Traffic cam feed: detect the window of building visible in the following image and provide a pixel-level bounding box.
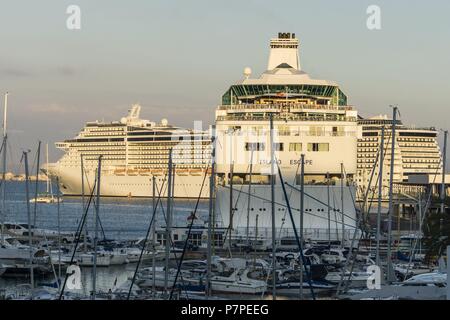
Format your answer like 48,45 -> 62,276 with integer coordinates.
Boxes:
307,143 -> 329,152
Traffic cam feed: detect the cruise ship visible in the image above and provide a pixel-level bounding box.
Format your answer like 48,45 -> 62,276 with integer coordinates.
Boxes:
46,105 -> 211,198
214,33 -> 359,244
356,115 -> 442,200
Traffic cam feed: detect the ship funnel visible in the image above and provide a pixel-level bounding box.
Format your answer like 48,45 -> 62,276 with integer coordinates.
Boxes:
267,32 -> 300,71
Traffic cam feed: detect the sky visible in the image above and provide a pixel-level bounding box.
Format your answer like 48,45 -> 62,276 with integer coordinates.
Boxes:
0,0 -> 449,172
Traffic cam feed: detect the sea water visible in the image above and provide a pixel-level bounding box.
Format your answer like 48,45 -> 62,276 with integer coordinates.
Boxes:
0,181 -> 209,297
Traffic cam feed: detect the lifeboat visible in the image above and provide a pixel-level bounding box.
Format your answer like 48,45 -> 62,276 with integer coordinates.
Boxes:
189,169 -> 203,176
114,168 -> 126,176
139,169 -> 151,176
176,169 -> 190,176
151,169 -> 164,176
127,169 -> 139,176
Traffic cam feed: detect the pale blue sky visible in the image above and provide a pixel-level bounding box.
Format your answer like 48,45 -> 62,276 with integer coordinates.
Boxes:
0,0 -> 449,171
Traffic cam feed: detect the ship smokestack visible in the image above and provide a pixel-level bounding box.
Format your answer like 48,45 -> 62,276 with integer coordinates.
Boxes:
267,32 -> 300,71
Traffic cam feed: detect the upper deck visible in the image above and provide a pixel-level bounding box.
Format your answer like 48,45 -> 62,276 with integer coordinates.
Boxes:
216,103 -> 357,123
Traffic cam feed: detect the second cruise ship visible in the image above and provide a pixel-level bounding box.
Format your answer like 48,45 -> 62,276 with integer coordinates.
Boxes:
46,105 -> 211,198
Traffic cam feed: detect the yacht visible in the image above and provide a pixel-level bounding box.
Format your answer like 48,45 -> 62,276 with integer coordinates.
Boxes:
78,249 -> 129,266
0,238 -> 51,274
210,268 -> 267,294
2,222 -> 75,243
344,271 -> 447,300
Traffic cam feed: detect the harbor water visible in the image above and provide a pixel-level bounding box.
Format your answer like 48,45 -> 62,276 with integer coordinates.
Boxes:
0,181 -> 209,296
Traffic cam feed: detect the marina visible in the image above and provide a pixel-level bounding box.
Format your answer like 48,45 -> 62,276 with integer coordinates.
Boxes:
1,30 -> 449,302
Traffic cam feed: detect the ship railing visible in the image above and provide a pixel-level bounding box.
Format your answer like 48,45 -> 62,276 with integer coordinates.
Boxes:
216,114 -> 357,122
218,103 -> 354,112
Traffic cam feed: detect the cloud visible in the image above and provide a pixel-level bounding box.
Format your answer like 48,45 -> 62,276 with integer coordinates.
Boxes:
56,66 -> 77,76
0,66 -> 78,78
0,67 -> 33,77
28,103 -> 80,114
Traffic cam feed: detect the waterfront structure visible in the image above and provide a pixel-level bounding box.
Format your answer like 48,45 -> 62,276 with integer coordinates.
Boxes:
356,115 -> 442,200
46,105 -> 211,198
214,32 -> 359,244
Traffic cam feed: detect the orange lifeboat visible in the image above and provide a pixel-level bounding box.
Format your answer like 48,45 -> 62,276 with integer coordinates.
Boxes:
127,169 -> 139,176
189,169 -> 203,176
151,169 -> 164,176
114,168 -> 126,176
176,169 -> 190,176
139,169 -> 151,176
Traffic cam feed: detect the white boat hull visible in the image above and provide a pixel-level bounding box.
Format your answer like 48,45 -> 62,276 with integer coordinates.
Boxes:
210,281 -> 267,294
79,254 -> 111,267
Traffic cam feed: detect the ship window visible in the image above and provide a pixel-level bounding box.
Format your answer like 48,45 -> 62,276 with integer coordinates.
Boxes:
289,143 -> 302,152
307,143 -> 329,152
309,126 -> 324,136
245,142 -> 265,151
273,143 -> 284,151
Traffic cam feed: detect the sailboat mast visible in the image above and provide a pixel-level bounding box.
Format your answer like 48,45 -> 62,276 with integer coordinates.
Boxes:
299,153 -> 305,300
57,177 -> 62,282
206,127 -> 216,298
441,130 -> 447,214
24,151 -> 34,292
1,92 -> 8,246
33,141 -> 41,226
376,126 -> 385,268
152,176 -> 157,296
47,143 -> 53,198
327,172 -> 331,247
81,154 -> 87,253
269,114 -> 276,300
164,149 -> 173,294
246,149 -> 254,246
341,162 -> 345,248
2,93 -> 7,138
92,155 -> 102,300
387,106 -> 398,283
229,161 -> 234,250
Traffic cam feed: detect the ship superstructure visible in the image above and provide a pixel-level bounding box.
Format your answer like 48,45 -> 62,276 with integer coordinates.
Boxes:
47,105 -> 211,198
214,33 -> 359,244
356,115 -> 442,200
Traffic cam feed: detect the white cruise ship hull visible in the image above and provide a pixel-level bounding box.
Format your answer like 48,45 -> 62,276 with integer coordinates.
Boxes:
47,165 -> 210,198
216,184 -> 358,244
